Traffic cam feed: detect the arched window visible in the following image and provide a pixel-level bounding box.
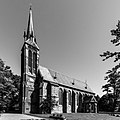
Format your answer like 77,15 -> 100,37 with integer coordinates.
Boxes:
68,90 -> 71,105
28,50 -> 32,73
33,52 -> 37,73
59,88 -> 63,105
77,92 -> 79,106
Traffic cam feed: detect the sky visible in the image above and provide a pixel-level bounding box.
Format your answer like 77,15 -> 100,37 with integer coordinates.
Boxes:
0,0 -> 120,97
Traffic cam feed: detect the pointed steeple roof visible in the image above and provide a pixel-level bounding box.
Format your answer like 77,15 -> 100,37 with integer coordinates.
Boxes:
24,5 -> 39,50
26,5 -> 34,39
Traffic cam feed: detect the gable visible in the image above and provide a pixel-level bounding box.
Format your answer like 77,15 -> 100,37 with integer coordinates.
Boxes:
38,66 -> 58,84
90,96 -> 97,103
25,39 -> 39,49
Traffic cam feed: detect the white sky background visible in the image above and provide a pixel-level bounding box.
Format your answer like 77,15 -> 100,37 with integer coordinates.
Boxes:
0,0 -> 120,96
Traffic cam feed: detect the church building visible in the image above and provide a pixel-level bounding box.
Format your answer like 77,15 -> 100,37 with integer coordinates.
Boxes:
20,6 -> 97,114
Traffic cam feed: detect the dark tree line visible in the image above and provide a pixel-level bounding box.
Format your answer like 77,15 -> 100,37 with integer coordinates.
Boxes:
0,58 -> 20,113
98,94 -> 114,112
100,20 -> 120,112
0,58 -> 56,113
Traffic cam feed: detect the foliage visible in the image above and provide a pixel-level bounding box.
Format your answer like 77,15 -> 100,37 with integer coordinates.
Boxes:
100,20 -> 120,62
98,94 -> 114,112
102,69 -> 120,96
100,21 -> 120,111
0,58 -> 20,113
102,84 -> 111,94
100,20 -> 120,70
40,97 -> 58,114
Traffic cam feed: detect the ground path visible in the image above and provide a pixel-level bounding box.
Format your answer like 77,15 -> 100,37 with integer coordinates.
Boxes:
1,113 -> 120,120
0,113 -> 46,120
31,113 -> 120,120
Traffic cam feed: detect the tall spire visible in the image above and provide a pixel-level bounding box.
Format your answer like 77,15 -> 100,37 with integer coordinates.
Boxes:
26,5 -> 34,39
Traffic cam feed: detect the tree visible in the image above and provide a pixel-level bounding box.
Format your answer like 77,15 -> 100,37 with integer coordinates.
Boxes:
100,20 -> 120,62
40,97 -> 58,114
0,58 -> 20,113
100,20 -> 120,111
98,94 -> 114,112
102,83 -> 111,94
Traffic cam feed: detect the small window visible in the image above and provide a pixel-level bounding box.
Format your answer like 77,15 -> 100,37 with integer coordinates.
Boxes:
26,108 -> 29,110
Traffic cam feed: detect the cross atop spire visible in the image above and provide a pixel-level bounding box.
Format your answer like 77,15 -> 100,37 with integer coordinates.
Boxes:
30,3 -> 32,10
26,5 -> 34,39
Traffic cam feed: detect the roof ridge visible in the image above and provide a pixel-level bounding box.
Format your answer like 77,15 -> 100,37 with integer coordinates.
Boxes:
39,65 -> 86,84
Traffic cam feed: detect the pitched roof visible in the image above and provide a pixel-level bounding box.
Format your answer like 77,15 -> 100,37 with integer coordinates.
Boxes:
39,66 -> 94,94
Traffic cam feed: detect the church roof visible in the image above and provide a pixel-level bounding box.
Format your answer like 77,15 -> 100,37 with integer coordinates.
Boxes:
39,66 -> 94,94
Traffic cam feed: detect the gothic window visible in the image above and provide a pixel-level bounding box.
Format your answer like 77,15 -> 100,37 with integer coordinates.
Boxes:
39,86 -> 43,103
59,88 -> 63,105
91,103 -> 95,112
28,50 -> 32,73
33,52 -> 37,73
78,93 -> 82,109
77,92 -> 79,106
68,90 -> 71,105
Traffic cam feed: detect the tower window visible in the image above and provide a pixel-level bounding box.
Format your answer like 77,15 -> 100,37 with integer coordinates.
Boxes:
33,52 -> 37,73
28,50 -> 32,73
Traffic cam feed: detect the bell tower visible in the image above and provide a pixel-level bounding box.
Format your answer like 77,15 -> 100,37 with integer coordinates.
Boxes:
20,6 -> 39,113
